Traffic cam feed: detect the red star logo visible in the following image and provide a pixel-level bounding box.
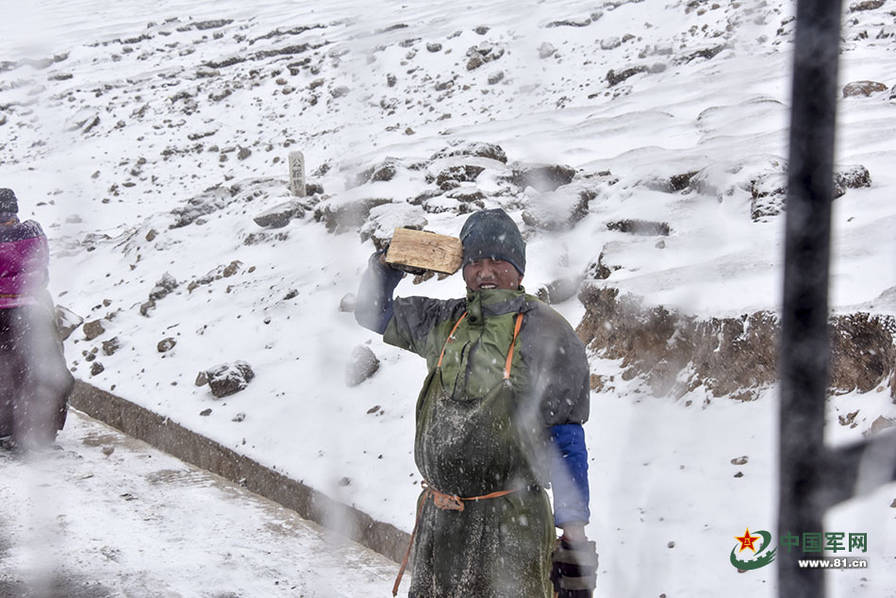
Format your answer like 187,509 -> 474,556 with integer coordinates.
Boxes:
735,528 -> 760,553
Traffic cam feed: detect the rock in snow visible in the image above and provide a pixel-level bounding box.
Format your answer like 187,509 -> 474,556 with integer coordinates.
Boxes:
842,80 -> 888,97
55,305 -> 84,341
82,319 -> 106,341
149,272 -> 179,301
346,345 -> 380,387
253,199 -> 304,229
205,361 -> 255,398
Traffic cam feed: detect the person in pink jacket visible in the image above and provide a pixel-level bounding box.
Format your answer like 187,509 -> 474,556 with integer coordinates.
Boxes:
0,188 -> 72,450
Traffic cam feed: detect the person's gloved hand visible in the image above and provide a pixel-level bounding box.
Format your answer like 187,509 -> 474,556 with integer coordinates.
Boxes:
389,262 -> 428,275
550,535 -> 598,598
376,242 -> 427,275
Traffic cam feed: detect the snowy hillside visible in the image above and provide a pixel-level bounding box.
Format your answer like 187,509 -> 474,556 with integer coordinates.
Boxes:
2,0 -> 896,596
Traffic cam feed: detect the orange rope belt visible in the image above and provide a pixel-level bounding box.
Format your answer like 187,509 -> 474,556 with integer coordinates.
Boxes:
392,482 -> 519,596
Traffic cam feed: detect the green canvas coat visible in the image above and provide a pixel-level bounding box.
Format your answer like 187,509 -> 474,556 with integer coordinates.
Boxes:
384,287 -> 590,598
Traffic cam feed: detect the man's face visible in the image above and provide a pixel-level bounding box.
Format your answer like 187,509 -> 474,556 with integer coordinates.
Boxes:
463,258 -> 522,291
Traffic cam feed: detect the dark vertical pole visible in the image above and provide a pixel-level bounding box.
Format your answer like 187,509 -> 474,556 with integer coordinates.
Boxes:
778,0 -> 842,596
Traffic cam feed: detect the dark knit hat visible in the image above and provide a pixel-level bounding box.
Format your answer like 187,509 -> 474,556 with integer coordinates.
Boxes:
0,188 -> 18,213
459,208 -> 526,275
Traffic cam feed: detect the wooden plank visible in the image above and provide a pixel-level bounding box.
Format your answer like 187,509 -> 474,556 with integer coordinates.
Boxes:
385,228 -> 463,274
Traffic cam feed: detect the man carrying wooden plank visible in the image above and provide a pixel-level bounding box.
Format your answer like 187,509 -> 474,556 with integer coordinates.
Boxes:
354,208 -> 597,598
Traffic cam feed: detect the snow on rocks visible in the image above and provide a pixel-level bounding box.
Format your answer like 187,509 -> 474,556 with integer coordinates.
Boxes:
243,229 -> 291,246
750,163 -> 872,221
431,141 -> 507,164
315,195 -> 393,233
842,80 -> 889,97
339,293 -> 357,312
64,108 -> 102,134
186,261 -> 243,293
465,41 -> 504,71
606,219 -> 671,236
433,165 -> 485,190
305,182 -> 324,196
521,185 -> 593,231
149,272 -> 179,301
369,160 -> 399,183
205,361 -> 255,398
253,199 -> 305,229
141,272 -> 179,316
82,319 -> 106,341
640,170 -> 700,194
849,0 -> 886,11
346,158 -> 403,189
868,415 -> 896,435
696,97 -> 787,138
546,16 -> 595,28
577,286 -> 896,401
834,164 -> 872,195
685,154 -> 783,205
82,346 -> 99,365
346,345 -> 380,387
359,204 -> 428,249
102,337 -> 121,356
535,275 -> 583,305
509,163 -> 577,193
606,65 -> 649,87
55,305 -> 84,341
584,249 -> 622,281
170,178 -> 284,229
195,371 -> 208,387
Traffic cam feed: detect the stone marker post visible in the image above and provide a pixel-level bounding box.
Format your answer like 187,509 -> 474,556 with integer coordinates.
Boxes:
288,151 -> 306,197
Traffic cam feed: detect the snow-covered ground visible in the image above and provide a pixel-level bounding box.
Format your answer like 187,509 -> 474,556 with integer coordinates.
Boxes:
1,0 -> 895,596
0,409 -> 398,597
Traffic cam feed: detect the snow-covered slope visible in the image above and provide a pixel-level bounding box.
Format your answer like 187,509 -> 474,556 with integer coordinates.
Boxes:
2,1 -> 895,596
